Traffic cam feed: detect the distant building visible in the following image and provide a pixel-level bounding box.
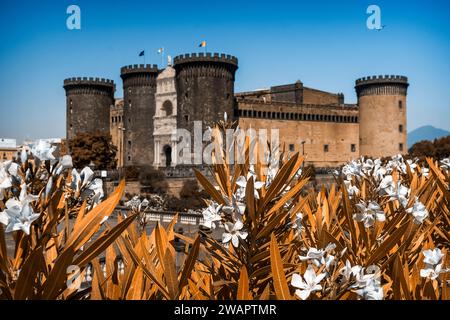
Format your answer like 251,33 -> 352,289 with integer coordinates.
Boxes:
0,138 -> 18,161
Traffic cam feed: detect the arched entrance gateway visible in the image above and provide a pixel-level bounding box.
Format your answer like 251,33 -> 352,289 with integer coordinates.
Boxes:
163,145 -> 172,167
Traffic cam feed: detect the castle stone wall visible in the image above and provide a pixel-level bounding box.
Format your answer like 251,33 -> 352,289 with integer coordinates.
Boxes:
120,64 -> 159,166
237,100 -> 360,167
174,53 -> 238,131
64,77 -> 115,140
110,99 -> 124,167
302,87 -> 342,105
356,75 -> 408,158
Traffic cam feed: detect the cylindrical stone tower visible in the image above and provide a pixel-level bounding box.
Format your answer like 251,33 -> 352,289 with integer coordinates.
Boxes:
63,77 -> 115,140
120,64 -> 159,167
355,75 -> 408,158
173,52 -> 238,131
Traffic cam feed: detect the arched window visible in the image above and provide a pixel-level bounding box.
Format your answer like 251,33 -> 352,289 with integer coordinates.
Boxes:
162,100 -> 173,116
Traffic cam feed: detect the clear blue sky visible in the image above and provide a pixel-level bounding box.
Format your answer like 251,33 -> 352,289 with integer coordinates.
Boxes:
0,0 -> 449,143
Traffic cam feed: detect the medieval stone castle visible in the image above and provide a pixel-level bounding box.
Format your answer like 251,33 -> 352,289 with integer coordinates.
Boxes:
64,52 -> 408,169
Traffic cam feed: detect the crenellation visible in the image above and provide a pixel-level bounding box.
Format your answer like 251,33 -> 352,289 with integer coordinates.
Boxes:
355,75 -> 408,87
64,77 -> 115,89
173,52 -> 238,66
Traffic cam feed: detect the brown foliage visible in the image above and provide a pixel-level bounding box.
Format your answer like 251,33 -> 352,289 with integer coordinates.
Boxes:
409,135 -> 450,158
69,131 -> 117,170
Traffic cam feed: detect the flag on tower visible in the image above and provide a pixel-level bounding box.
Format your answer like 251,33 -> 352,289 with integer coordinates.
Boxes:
198,41 -> 206,48
139,50 -> 145,57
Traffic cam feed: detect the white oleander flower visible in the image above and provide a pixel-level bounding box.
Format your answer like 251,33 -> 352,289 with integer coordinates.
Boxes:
236,174 -> 264,200
31,140 -> 56,161
386,154 -> 406,174
291,265 -> 326,300
202,202 -> 222,229
222,219 -> 248,248
342,160 -> 362,180
354,281 -> 384,300
299,243 -> 336,268
71,166 -> 96,194
353,201 -> 385,228
440,158 -> 450,171
88,178 -> 104,205
344,180 -> 359,198
351,266 -> 383,300
378,175 -> 394,193
71,168 -> 81,192
420,248 -> 447,280
264,148 -> 280,186
406,159 -> 418,173
339,260 -> 362,282
80,166 -> 94,188
385,181 -> 410,207
406,197 -> 429,224
361,158 -> 374,174
292,212 -> 303,233
0,161 -> 13,199
20,149 -> 28,164
0,184 -> 40,235
8,162 -> 19,178
55,155 -> 73,175
223,195 -> 246,216
423,248 -> 444,265
372,163 -> 387,181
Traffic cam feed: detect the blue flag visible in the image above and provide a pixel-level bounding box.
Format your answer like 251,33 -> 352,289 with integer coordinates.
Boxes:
139,50 -> 145,57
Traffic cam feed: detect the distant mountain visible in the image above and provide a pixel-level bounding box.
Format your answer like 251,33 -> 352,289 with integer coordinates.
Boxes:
408,125 -> 450,147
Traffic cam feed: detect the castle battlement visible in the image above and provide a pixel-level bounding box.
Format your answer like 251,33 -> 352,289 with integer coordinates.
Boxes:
355,74 -> 408,97
120,64 -> 159,75
355,75 -> 408,85
63,77 -> 115,88
173,52 -> 238,66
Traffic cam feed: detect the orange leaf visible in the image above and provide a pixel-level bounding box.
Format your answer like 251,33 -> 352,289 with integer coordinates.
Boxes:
237,265 -> 251,300
269,234 -> 292,300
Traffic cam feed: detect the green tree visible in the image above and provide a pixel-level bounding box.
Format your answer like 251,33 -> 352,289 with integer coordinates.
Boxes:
69,131 -> 117,170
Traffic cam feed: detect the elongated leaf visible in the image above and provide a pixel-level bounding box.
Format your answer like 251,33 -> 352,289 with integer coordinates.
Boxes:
67,180 -> 125,252
73,213 -> 137,266
14,245 -> 45,299
237,265 -> 251,300
179,235 -> 201,291
194,169 -> 225,205
367,221 -> 409,266
163,248 -> 178,299
269,234 -> 291,300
